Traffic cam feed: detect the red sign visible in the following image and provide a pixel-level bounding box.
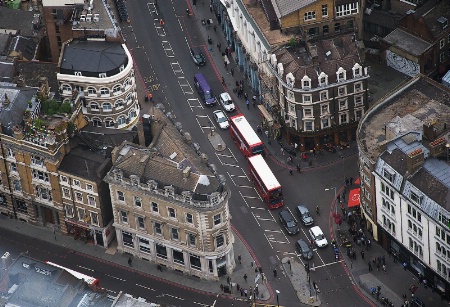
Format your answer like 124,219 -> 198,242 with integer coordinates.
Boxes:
348,188 -> 360,207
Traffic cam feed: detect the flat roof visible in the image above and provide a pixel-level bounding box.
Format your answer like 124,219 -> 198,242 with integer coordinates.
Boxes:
248,154 -> 281,190
230,114 -> 262,147
382,28 -> 432,57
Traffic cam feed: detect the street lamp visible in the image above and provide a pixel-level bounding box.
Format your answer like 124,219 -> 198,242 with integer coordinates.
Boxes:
325,187 -> 337,213
446,143 -> 450,161
339,154 -> 346,180
208,121 -> 213,136
275,289 -> 280,307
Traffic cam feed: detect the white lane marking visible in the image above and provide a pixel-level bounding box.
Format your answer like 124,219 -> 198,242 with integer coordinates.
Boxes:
263,233 -> 274,249
156,294 -> 185,300
77,265 -> 95,272
105,274 -> 126,282
264,229 -> 282,233
136,284 -> 156,291
312,260 -> 344,269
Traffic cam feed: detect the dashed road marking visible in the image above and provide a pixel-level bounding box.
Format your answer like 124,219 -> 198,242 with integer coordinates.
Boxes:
136,284 -> 156,291
104,274 -> 126,282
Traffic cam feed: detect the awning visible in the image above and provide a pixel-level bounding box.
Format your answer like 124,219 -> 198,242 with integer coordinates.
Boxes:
348,188 -> 360,207
65,218 -> 91,230
354,177 -> 360,185
257,105 -> 274,126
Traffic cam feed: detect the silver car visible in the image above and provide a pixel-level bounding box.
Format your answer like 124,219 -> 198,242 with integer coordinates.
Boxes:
213,110 -> 229,129
218,92 -> 235,112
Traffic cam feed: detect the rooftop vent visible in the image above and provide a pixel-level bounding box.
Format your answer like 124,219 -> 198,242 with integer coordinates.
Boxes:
437,17 -> 448,29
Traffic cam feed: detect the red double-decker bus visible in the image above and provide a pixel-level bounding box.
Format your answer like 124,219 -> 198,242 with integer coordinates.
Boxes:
248,154 -> 283,209
229,114 -> 264,157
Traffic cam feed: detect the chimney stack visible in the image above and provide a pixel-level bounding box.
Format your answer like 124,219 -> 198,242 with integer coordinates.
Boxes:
407,148 -> 424,174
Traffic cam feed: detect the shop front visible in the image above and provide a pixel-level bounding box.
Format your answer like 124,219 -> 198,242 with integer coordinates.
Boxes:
66,219 -> 95,244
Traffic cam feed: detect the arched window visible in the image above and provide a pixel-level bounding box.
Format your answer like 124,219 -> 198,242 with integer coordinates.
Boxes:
105,118 -> 114,128
336,67 -> 346,82
90,102 -> 99,110
87,87 -> 97,96
126,93 -> 133,104
100,87 -> 110,96
318,72 -> 328,86
61,84 -> 72,93
92,118 -> 102,127
112,84 -> 122,95
117,116 -> 127,126
123,78 -> 132,89
102,103 -> 112,111
352,63 -> 362,78
129,109 -> 137,119
115,99 -> 125,108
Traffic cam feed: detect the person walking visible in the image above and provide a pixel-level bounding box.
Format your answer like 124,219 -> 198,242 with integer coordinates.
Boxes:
157,264 -> 162,272
221,76 -> 225,85
244,92 -> 248,100
296,164 -> 301,173
213,25 -> 217,32
128,257 -> 132,267
289,169 -> 293,175
383,264 -> 387,273
217,42 -> 221,51
243,273 -> 247,282
280,147 -> 285,156
230,68 -> 234,76
224,60 -> 228,69
246,100 -> 250,109
361,250 -> 365,260
368,261 -> 372,271
273,268 -> 277,277
238,254 -> 242,264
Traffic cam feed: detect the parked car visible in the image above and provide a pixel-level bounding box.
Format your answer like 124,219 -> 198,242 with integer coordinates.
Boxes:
295,205 -> 314,226
296,239 -> 313,259
218,92 -> 235,112
309,226 -> 328,247
279,209 -> 299,235
213,110 -> 229,129
190,48 -> 206,66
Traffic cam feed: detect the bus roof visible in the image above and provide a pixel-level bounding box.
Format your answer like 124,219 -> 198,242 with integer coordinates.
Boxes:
230,114 -> 262,147
45,261 -> 98,285
248,154 -> 281,190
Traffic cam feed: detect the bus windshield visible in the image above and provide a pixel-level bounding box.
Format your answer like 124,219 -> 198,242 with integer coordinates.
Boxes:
205,91 -> 212,99
252,144 -> 265,155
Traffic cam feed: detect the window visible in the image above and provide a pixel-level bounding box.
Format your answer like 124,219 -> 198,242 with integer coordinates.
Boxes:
186,213 -> 193,224
99,73 -> 107,78
78,208 -> 86,221
86,184 -> 93,191
188,233 -> 196,246
34,186 -> 53,202
152,202 -> 159,212
65,204 -> 74,217
112,84 -> 122,95
129,109 -> 137,120
383,169 -> 394,183
216,234 -> 224,248
335,23 -> 341,32
90,212 -> 99,226
62,187 -> 71,199
10,163 -> 17,172
289,103 -> 296,114
190,254 -> 201,270
117,116 -> 127,126
13,179 -> 21,191
355,95 -> 363,106
117,191 -> 125,201
214,214 -> 221,225
171,228 -> 179,240
321,118 -> 330,129
62,84 -> 72,93
339,99 -> 348,111
322,4 -> 328,17
410,191 -> 422,206
7,148 -> 14,158
302,94 -> 312,103
105,119 -> 114,128
87,87 -> 97,96
75,192 -> 83,202
102,103 -> 112,111
323,25 -> 329,34
304,121 -> 313,131
336,3 -> 358,17
115,100 -> 124,108
339,112 -> 348,124
338,86 -> 347,96
87,195 -> 96,207
354,82 -> 362,92
32,170 -> 49,182
134,196 -> 142,207
441,39 -> 445,49
308,27 -> 319,37
303,108 -> 313,118
173,250 -> 184,265
302,80 -> 311,89
320,90 -> 328,101
137,216 -> 145,229
100,88 -> 109,96
154,222 -> 162,235
304,11 -> 316,21
16,200 -> 27,213
122,231 -> 134,248
168,207 -> 176,218
73,179 -> 80,187
321,103 -> 329,115
440,52 -> 445,63
31,155 -> 44,167
139,238 -> 151,253
92,118 -> 102,127
355,109 -> 363,121
120,211 -> 128,223
0,194 -> 6,206
156,243 -> 167,259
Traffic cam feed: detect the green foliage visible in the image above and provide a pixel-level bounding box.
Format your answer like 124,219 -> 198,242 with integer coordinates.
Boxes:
288,38 -> 298,47
41,99 -> 72,115
67,122 -> 76,135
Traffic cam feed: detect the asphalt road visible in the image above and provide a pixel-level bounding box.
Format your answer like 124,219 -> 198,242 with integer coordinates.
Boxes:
122,0 -> 373,306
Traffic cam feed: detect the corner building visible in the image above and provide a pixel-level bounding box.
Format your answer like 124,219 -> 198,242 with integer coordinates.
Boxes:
57,39 -> 140,130
105,111 -> 235,280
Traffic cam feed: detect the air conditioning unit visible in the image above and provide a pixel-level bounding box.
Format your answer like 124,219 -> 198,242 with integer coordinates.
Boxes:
86,14 -> 92,22
93,16 -> 99,22
80,17 -> 85,21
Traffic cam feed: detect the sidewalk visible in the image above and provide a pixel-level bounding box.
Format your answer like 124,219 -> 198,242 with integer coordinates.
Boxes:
330,186 -> 447,307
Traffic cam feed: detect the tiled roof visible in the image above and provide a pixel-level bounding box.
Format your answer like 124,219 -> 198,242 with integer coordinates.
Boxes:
0,60 -> 14,83
0,7 -> 35,37
380,148 -> 409,175
382,28 -> 432,57
272,0 -> 316,18
15,61 -> 58,96
7,36 -> 37,61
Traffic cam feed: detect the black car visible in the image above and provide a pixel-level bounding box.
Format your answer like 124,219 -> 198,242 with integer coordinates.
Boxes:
279,210 -> 299,235
296,239 -> 313,260
190,48 -> 206,66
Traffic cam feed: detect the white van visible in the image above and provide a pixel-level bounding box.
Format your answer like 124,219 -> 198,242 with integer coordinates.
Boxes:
218,92 -> 235,112
309,226 -> 328,248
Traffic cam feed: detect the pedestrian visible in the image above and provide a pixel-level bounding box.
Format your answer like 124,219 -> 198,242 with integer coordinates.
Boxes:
382,264 -> 386,273
246,100 -> 250,109
238,254 -> 242,264
376,262 -> 380,271
337,194 -> 341,203
209,4 -> 213,12
244,92 -> 248,100
160,19 -> 164,26
297,164 -> 301,173
361,250 -> 365,259
403,262 -> 407,270
128,257 -> 132,267
261,272 -> 266,283
217,42 -> 221,51
259,267 -> 263,273
345,178 -> 349,186
368,261 -> 372,271
342,192 -> 346,201
224,60 -> 228,69
227,276 -> 231,284
382,255 -> 385,265
289,169 -> 293,175
367,239 -> 371,249
273,268 -> 277,277
221,76 -> 225,84
231,68 -> 234,76
236,81 -> 239,87
213,25 -> 217,32
252,95 -> 257,107
220,284 -> 224,292
157,264 -> 162,272
244,289 -> 248,297
240,288 -> 244,296
243,273 -> 247,282
349,176 -> 353,185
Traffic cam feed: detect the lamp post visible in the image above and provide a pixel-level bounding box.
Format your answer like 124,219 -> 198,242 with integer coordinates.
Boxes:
446,144 -> 450,161
325,187 -> 337,213
208,120 -> 213,136
276,289 -> 280,307
340,154 -> 346,180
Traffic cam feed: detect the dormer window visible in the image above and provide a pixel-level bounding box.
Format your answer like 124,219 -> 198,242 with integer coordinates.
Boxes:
336,67 -> 346,82
318,72 -> 328,86
383,169 -> 395,183
119,64 -> 125,71
287,90 -> 295,101
74,71 -> 82,76
286,72 -> 295,88
99,73 -> 107,78
301,75 -> 311,90
352,63 -> 362,78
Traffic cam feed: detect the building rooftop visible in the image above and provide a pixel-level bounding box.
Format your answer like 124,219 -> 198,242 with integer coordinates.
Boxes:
59,40 -> 128,77
0,7 -> 37,37
412,0 -> 450,39
271,33 -> 364,87
0,60 -> 14,83
6,36 -> 38,61
271,0 -> 315,18
0,255 -> 110,307
358,75 -> 450,162
15,61 -> 59,98
382,28 -> 432,57
109,108 -> 222,197
70,0 -> 115,31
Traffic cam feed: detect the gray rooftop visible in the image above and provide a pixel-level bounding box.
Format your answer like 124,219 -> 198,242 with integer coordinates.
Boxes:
382,28 -> 432,57
271,0 -> 316,18
7,36 -> 37,61
15,61 -> 58,96
0,60 -> 14,83
60,40 -> 128,77
0,7 -> 36,37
